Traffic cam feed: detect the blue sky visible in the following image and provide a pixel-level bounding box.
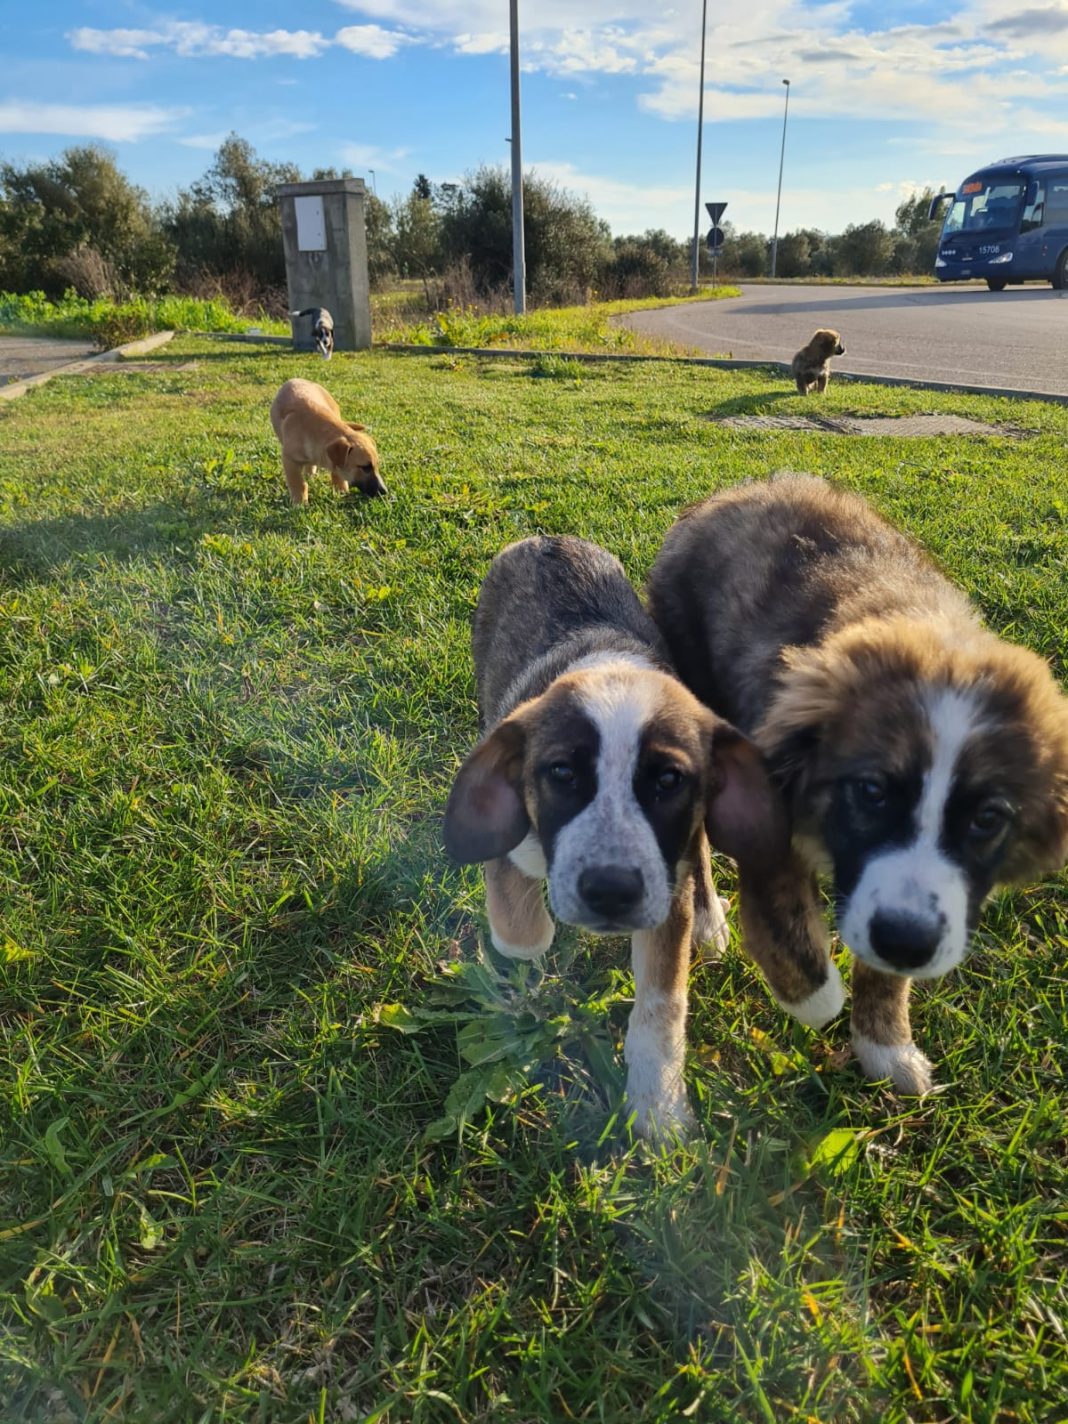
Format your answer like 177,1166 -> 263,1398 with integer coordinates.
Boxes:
3,1 -> 1068,238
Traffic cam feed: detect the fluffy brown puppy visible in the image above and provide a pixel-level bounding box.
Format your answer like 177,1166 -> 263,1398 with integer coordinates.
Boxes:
647,475 -> 1068,1095
270,378 -> 385,505
790,328 -> 845,395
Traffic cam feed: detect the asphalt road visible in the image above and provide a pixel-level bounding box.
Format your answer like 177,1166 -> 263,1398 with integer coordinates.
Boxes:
620,283 -> 1068,396
0,334 -> 97,386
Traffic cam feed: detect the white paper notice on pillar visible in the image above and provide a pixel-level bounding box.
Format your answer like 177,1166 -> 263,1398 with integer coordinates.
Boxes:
295,196 -> 326,252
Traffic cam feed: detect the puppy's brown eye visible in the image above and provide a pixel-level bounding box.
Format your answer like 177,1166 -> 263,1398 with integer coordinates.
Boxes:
548,762 -> 576,787
654,767 -> 684,794
855,776 -> 887,808
969,800 -> 1011,840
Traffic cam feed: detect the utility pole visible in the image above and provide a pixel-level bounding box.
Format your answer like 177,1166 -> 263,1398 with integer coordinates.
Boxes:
509,0 -> 527,315
770,78 -> 790,278
690,0 -> 709,293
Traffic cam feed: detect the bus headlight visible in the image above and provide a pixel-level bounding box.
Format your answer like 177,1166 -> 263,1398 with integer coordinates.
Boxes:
988,252 -> 1013,264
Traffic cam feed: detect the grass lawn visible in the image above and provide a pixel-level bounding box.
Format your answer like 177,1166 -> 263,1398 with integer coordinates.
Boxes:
0,339 -> 1066,1423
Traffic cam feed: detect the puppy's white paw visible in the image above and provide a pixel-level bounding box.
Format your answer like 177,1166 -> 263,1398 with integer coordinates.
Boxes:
852,1032 -> 935,1096
624,1018 -> 694,1139
777,959 -> 845,1029
490,925 -> 554,960
692,895 -> 731,960
625,1081 -> 696,1140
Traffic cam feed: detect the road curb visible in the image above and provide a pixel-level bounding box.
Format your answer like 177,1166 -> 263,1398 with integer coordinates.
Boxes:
0,330 -> 176,403
378,343 -> 1068,405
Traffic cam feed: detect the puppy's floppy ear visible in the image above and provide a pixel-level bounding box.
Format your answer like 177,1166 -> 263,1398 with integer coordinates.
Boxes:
444,716 -> 530,864
704,717 -> 790,879
346,422 -> 368,433
325,436 -> 353,470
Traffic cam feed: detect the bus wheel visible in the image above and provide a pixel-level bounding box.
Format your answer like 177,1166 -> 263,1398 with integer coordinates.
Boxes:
986,278 -> 1007,291
1053,250 -> 1068,289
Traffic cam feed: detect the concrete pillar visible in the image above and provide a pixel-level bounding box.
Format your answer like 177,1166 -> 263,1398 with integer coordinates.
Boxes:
276,178 -> 372,352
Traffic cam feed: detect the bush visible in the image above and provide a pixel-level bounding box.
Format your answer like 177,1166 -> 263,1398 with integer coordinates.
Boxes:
0,146 -> 174,297
0,289 -> 279,347
161,135 -> 298,302
439,166 -> 612,304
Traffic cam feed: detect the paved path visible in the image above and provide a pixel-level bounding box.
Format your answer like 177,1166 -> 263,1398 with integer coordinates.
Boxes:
0,334 -> 98,386
620,283 -> 1068,396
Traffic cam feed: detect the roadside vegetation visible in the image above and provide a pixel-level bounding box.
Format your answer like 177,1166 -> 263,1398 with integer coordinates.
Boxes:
0,339 -> 1065,1421
0,138 -> 945,337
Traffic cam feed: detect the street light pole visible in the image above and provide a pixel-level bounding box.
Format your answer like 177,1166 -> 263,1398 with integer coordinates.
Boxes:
368,169 -> 377,196
690,0 -> 709,293
509,0 -> 527,315
769,77 -> 790,278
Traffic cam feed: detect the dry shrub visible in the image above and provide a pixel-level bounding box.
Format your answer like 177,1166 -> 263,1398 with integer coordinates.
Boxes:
177,266 -> 289,320
51,245 -> 124,301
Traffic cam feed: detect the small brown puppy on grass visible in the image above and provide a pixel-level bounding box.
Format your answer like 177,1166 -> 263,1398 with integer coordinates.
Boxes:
270,378 -> 385,505
790,328 -> 845,395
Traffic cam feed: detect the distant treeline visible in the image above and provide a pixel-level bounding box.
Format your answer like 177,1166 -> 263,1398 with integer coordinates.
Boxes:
0,135 -> 943,314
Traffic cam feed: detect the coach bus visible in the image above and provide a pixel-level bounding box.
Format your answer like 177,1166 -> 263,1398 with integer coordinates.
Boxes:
928,154 -> 1068,290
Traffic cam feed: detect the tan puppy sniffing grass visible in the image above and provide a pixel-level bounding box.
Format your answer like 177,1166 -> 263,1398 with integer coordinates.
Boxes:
270,378 -> 385,505
790,328 -> 846,395
444,535 -> 785,1138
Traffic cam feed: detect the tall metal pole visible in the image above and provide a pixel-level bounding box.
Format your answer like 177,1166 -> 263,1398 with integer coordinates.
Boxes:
769,78 -> 790,278
509,0 -> 527,315
690,0 -> 709,293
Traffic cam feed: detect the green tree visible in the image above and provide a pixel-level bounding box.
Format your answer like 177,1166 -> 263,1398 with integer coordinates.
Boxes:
835,219 -> 895,276
894,187 -> 942,274
719,228 -> 768,278
389,181 -> 443,278
0,145 -> 173,296
161,134 -> 299,292
438,166 -> 611,301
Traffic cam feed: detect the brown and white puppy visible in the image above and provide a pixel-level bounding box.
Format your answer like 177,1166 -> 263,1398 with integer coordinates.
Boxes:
444,535 -> 783,1136
269,378 -> 385,505
790,328 -> 845,395
648,476 -> 1068,1094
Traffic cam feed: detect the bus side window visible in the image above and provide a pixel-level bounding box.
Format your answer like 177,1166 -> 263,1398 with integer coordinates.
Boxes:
1021,184 -> 1046,232
1046,175 -> 1068,223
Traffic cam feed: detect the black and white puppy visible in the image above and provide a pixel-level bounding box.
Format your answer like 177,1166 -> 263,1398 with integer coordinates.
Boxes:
444,535 -> 783,1136
291,306 -> 334,359
648,475 -> 1068,1094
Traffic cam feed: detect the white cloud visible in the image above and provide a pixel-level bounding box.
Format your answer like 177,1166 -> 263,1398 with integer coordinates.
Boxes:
335,24 -> 416,58
178,131 -> 230,150
70,22 -> 331,62
69,19 -> 417,64
332,0 -> 1068,137
339,143 -> 411,172
0,99 -> 182,142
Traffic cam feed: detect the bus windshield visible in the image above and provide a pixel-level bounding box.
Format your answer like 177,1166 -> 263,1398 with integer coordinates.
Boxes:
943,178 -> 1024,234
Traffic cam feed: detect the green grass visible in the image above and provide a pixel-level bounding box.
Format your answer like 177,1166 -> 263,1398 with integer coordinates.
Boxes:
0,338 -> 1066,1422
377,287 -> 740,353
0,290 -> 288,348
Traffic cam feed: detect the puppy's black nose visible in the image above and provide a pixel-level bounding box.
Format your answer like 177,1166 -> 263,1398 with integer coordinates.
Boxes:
869,910 -> 941,970
362,473 -> 387,497
836,344 -> 846,355
578,865 -> 644,917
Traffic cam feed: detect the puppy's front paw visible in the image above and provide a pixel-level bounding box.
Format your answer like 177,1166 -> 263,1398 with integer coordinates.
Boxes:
490,924 -> 554,960
852,1033 -> 935,1096
692,895 -> 730,960
778,958 -> 845,1029
625,1081 -> 696,1140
